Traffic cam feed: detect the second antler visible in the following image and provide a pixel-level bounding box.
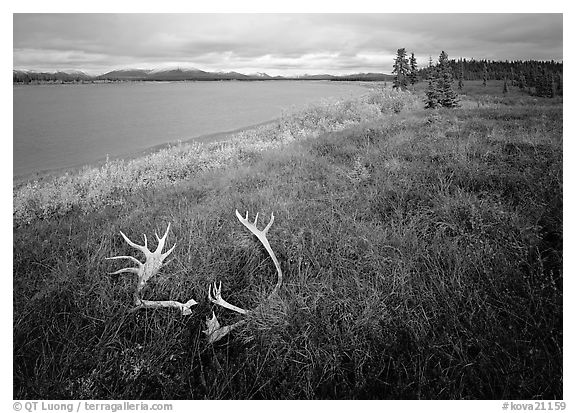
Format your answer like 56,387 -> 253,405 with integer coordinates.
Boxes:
204,210 -> 283,343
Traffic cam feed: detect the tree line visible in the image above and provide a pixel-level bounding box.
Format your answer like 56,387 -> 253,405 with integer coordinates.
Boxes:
13,71 -> 92,84
392,48 -> 563,105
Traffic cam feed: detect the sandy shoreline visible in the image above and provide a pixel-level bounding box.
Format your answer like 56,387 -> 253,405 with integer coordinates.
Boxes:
12,118 -> 279,186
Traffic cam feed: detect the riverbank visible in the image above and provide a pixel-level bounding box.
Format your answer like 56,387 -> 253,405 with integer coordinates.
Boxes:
14,87 -> 415,224
14,80 -> 373,179
14,83 -> 382,184
13,118 -> 279,186
13,86 -> 562,399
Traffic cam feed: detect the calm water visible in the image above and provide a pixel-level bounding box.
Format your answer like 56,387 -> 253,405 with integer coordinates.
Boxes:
13,81 -> 365,177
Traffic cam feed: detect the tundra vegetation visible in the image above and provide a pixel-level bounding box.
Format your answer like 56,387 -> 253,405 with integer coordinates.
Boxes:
13,81 -> 562,399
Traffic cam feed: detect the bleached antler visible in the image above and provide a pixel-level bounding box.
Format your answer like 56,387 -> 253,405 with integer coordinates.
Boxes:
204,211 -> 283,343
107,223 -> 197,315
235,210 -> 283,296
203,312 -> 247,343
208,281 -> 248,314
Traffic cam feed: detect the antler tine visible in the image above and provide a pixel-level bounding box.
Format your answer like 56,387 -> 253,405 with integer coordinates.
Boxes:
161,243 -> 176,260
105,255 -> 143,266
154,223 -> 172,254
263,212 -> 274,235
108,267 -> 140,275
119,231 -> 151,256
235,210 -> 275,234
209,281 -> 248,314
142,234 -> 148,249
208,281 -> 215,302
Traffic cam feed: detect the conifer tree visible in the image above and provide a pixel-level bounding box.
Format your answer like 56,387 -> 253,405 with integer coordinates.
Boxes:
503,77 -> 509,94
556,74 -> 562,95
408,52 -> 418,88
436,51 -> 459,107
518,72 -> 526,90
458,59 -> 464,90
482,63 -> 488,87
535,68 -> 550,97
392,48 -> 410,90
424,56 -> 439,109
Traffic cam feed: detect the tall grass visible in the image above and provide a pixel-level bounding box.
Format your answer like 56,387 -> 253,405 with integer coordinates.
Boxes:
13,86 -> 561,399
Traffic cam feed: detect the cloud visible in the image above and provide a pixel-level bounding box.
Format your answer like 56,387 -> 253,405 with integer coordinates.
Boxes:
13,13 -> 563,75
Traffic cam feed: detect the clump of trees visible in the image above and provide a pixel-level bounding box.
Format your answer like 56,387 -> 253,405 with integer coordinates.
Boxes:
393,48 -> 459,108
392,48 -> 420,91
424,51 -> 459,109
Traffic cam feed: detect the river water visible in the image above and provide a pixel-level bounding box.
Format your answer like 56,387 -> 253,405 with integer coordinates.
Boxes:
13,80 -> 366,177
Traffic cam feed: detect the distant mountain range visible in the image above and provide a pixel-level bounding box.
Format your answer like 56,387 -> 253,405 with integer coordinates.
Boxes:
13,67 -> 394,83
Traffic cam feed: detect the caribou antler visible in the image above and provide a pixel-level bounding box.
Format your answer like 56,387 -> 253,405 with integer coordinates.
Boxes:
204,210 -> 282,343
106,223 -> 197,315
208,281 -> 248,314
203,312 -> 247,344
235,210 -> 283,296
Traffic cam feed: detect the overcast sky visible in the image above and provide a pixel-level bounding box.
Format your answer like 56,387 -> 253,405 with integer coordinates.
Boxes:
13,14 -> 563,75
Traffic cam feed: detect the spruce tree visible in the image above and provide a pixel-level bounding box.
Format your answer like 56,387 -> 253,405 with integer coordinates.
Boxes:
556,74 -> 562,95
392,48 -> 410,91
503,77 -> 509,94
518,72 -> 526,90
535,68 -> 549,97
436,51 -> 459,108
408,52 -> 418,88
424,56 -> 439,109
482,63 -> 488,87
458,59 -> 464,90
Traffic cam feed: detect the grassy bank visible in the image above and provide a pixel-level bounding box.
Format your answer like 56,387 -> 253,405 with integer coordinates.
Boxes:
13,84 -> 562,399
